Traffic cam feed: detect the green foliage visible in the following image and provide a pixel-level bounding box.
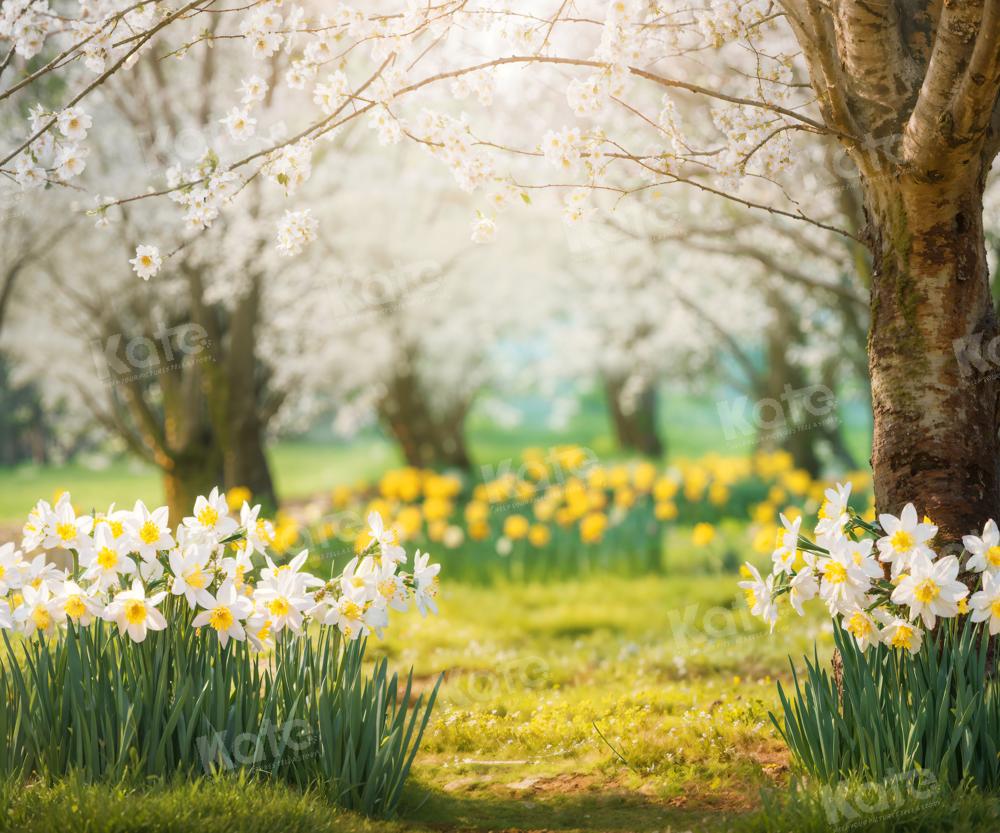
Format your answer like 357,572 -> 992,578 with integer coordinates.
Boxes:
0,614 -> 439,818
774,618 -> 1000,788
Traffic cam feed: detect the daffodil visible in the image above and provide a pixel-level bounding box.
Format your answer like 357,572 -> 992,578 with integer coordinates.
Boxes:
43,495 -> 93,551
771,513 -> 801,575
0,543 -> 26,593
253,572 -> 311,634
183,488 -> 238,543
841,607 -> 880,651
891,553 -> 967,628
877,503 -> 937,577
817,548 -> 871,615
789,556 -> 819,615
963,519 -> 1000,574
413,550 -> 440,616
14,583 -> 64,636
103,579 -> 168,643
82,525 -> 136,591
57,579 -> 102,625
168,544 -> 215,609
738,562 -> 777,631
192,580 -> 253,646
969,571 -> 1000,635
879,616 -> 924,654
126,500 -> 175,561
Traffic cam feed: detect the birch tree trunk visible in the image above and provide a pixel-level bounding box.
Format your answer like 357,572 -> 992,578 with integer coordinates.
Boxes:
785,1 -> 1000,541
603,374 -> 665,458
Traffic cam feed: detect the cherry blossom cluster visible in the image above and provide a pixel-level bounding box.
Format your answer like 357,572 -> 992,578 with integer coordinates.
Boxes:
2,0 -> 820,267
1,489 -> 440,648
740,483 -> 1000,655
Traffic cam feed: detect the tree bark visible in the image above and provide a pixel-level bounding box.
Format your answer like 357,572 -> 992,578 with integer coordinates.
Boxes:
603,374 -> 665,458
221,276 -> 278,511
866,172 -> 1000,543
378,366 -> 472,471
163,445 -> 223,522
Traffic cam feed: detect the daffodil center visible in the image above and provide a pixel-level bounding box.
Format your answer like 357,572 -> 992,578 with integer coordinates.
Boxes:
56,522 -> 76,543
97,547 -> 118,570
847,612 -> 872,638
209,605 -> 234,631
889,625 -> 914,650
125,600 -> 147,625
32,606 -> 51,630
891,529 -> 915,553
988,546 -> 1000,567
186,569 -> 208,589
139,520 -> 160,545
267,598 -> 290,617
65,595 -> 86,619
914,579 -> 940,604
197,506 -> 219,528
341,599 -> 363,620
825,562 -> 848,584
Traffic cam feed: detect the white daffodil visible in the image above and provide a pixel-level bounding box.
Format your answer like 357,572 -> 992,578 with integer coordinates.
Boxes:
82,524 -> 137,591
738,562 -> 778,632
262,550 -> 322,594
58,579 -> 103,626
412,550 -> 441,617
0,542 -> 26,593
184,488 -> 238,542
0,600 -> 12,630
789,556 -> 819,616
21,553 -> 65,591
92,507 -> 133,544
318,583 -> 369,639
877,503 -> 936,577
253,572 -> 312,634
373,562 -> 409,614
367,511 -> 406,564
21,499 -> 51,551
970,571 -> 1000,635
103,579 -> 168,643
771,513 -> 801,576
43,495 -> 93,550
817,548 -> 871,615
14,583 -> 64,636
831,536 -> 883,580
235,502 -> 272,556
841,607 -> 880,651
168,544 -> 215,609
815,482 -> 851,543
192,580 -> 253,646
963,519 -> 1000,574
245,611 -> 275,652
880,617 -> 924,655
891,553 -> 967,629
126,500 -> 175,561
220,549 -> 255,587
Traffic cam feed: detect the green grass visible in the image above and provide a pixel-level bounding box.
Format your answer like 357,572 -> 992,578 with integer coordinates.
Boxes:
5,557 -> 1000,831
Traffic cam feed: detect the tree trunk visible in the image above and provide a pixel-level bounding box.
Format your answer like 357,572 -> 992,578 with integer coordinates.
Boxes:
163,446 -> 224,522
379,367 -> 472,471
867,171 -> 1000,545
603,374 -> 665,458
222,276 -> 278,511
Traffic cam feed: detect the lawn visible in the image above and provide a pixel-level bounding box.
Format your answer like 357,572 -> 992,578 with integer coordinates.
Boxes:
7,565 -> 1000,832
